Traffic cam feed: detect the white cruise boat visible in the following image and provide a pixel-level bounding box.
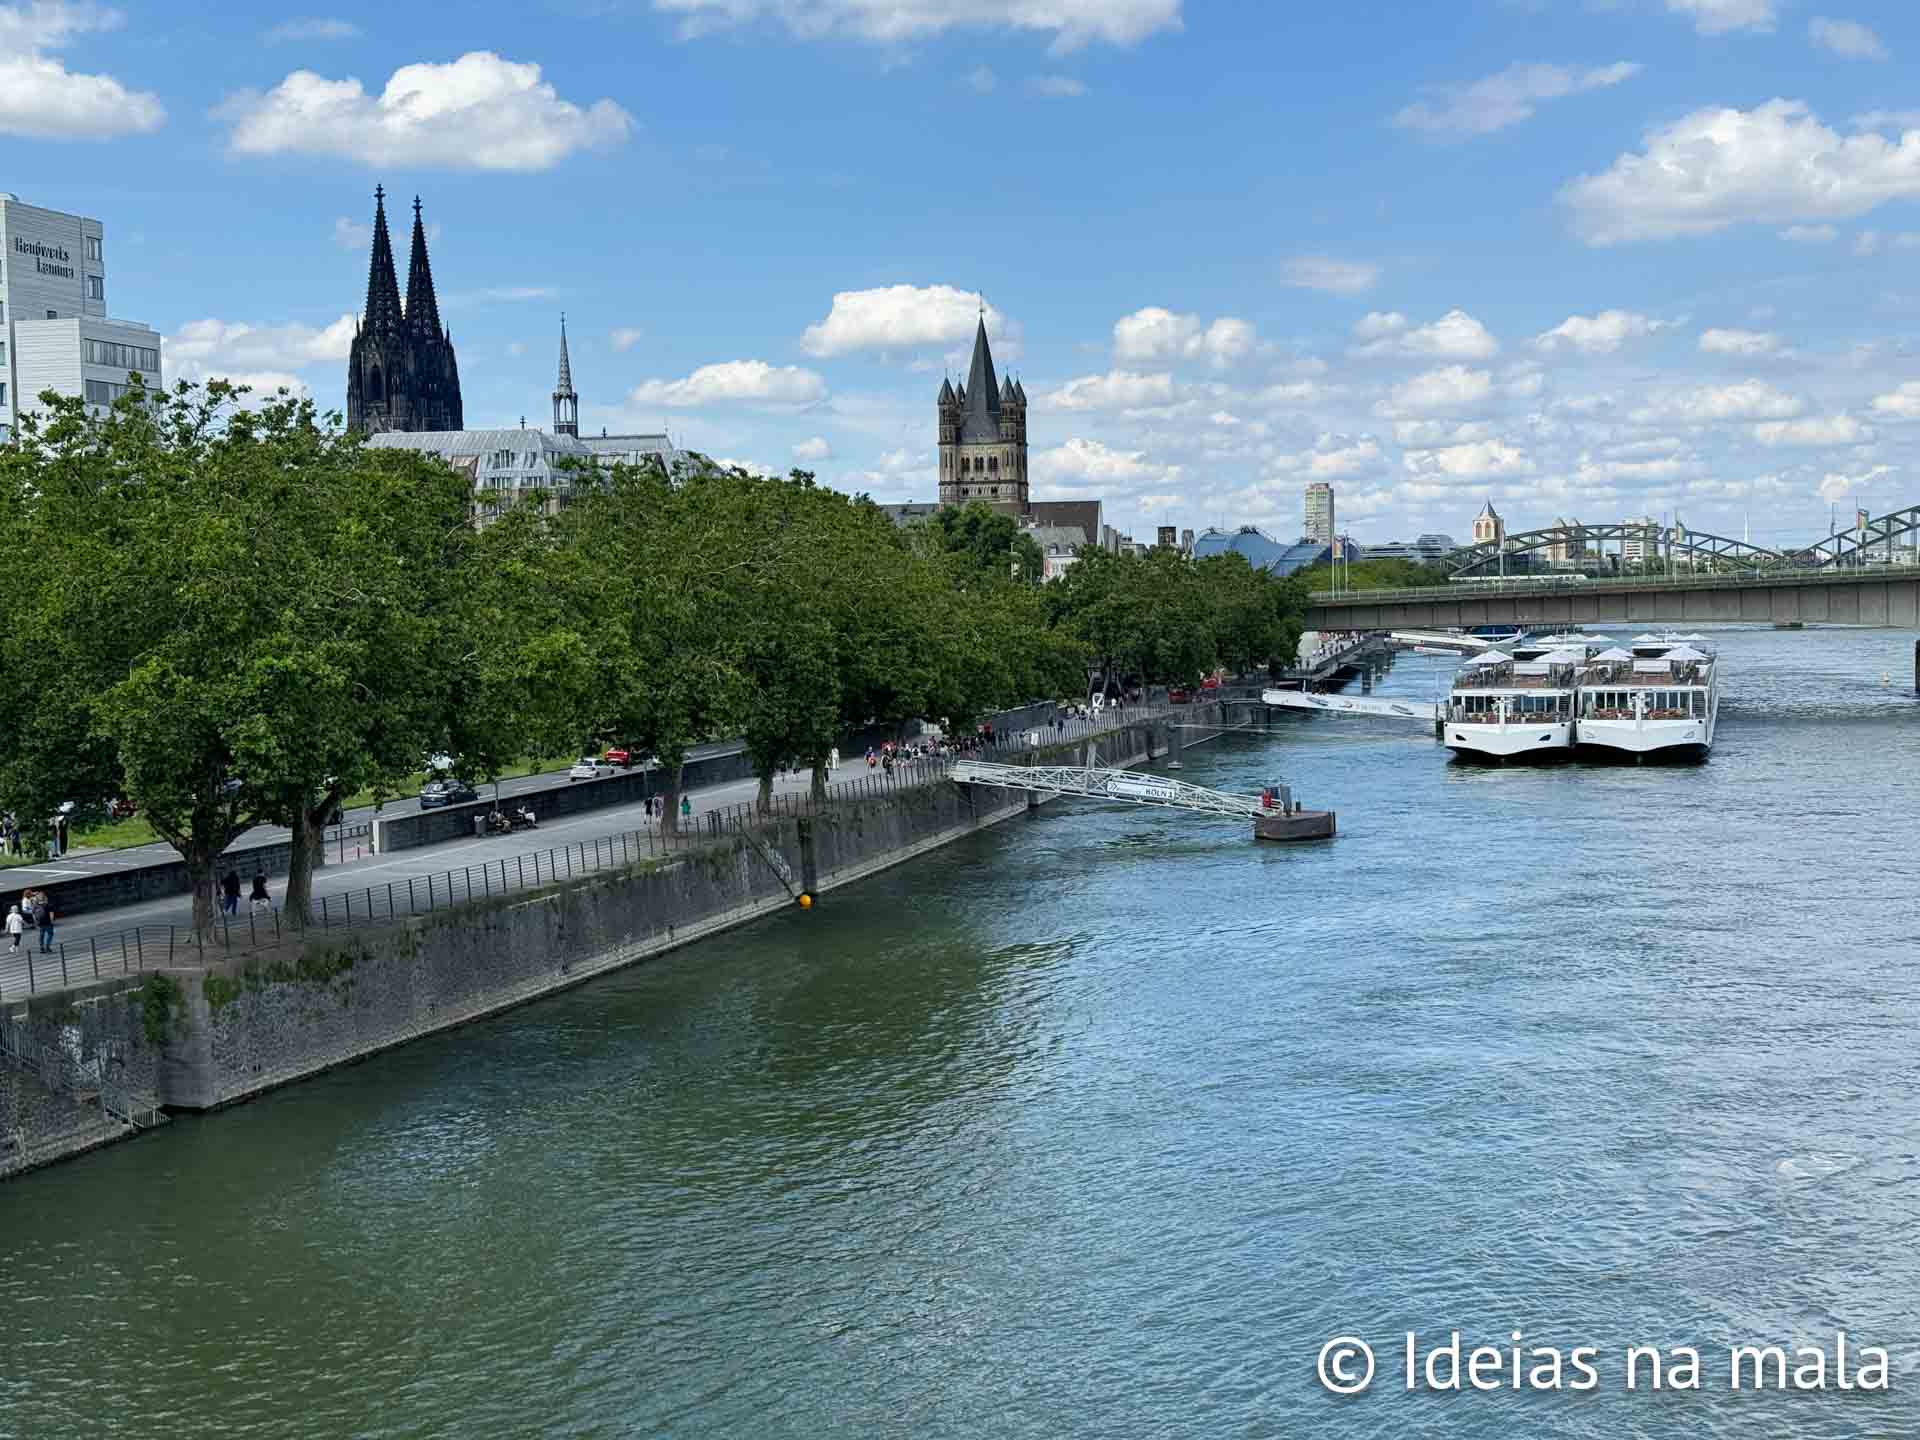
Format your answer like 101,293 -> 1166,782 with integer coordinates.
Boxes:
1441,646 -> 1582,762
1575,641 -> 1717,762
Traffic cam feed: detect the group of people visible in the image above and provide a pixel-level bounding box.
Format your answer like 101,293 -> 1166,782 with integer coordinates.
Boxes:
639,794 -> 692,823
6,890 -> 55,953
219,871 -> 273,916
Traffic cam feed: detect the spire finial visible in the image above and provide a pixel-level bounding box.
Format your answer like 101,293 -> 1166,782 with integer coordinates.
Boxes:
375,183 -> 384,205
413,195 -> 421,218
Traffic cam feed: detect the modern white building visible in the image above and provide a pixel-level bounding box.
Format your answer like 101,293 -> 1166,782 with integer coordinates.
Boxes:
0,193 -> 163,440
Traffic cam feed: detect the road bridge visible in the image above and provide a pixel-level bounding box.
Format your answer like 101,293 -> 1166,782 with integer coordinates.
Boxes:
1304,567 -> 1920,632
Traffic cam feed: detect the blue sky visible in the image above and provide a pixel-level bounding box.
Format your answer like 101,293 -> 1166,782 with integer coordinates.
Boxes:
5,0 -> 1919,551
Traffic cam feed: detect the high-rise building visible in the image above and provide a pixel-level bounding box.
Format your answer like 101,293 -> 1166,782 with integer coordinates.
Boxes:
346,188 -> 463,434
1157,525 -> 1178,549
0,192 -> 163,440
937,315 -> 1027,513
1304,481 -> 1335,545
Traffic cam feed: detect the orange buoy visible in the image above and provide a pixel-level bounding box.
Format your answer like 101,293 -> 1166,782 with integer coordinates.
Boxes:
797,893 -> 813,909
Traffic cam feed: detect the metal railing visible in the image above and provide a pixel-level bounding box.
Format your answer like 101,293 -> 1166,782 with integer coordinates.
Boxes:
0,1010 -> 152,1167
0,705 -> 1174,1002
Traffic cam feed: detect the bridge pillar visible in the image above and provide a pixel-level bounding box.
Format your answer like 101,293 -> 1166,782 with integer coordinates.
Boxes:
1914,638 -> 1919,694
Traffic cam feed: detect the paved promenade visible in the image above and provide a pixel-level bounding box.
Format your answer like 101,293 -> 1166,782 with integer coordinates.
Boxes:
1,708 -> 1167,1000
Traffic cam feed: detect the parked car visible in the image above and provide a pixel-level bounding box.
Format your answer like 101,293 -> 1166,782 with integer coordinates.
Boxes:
419,778 -> 479,809
569,757 -> 611,781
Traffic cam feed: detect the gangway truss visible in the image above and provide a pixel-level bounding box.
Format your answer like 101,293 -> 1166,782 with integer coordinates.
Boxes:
1261,690 -> 1440,723
947,759 -> 1274,819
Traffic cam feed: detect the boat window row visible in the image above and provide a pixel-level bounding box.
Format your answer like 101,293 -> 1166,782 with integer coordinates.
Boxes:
1447,693 -> 1571,723
1582,689 -> 1703,720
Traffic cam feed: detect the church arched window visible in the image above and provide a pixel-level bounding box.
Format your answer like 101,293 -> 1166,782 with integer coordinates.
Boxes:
367,366 -> 384,402
989,456 -> 998,473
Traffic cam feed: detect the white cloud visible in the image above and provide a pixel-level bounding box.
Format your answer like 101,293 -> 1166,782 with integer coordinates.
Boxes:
1780,223 -> 1838,243
1280,255 -> 1379,295
610,328 -> 644,351
0,1 -> 165,139
1027,74 -> 1086,97
507,341 -> 525,357
626,360 -> 828,408
1699,327 -> 1785,356
965,64 -> 995,93
1533,310 -> 1658,355
1403,439 -> 1533,480
792,436 -> 832,461
651,0 -> 1184,51
164,315 -> 357,379
1816,464 -> 1893,502
1854,109 -> 1920,130
332,215 -> 369,251
1854,228 -> 1884,256
1392,60 -> 1639,137
1665,0 -> 1776,35
1562,100 -> 1920,245
1111,307 -> 1255,368
264,17 -> 360,42
1353,308 -> 1499,360
1273,434 -> 1385,479
1377,366 -> 1495,417
800,284 -> 1005,357
1045,370 -> 1177,411
1032,436 -> 1182,493
1870,381 -> 1920,417
1631,379 -> 1803,424
1391,419 -> 1499,449
1809,17 -> 1887,59
221,51 -> 633,171
1752,413 -> 1871,445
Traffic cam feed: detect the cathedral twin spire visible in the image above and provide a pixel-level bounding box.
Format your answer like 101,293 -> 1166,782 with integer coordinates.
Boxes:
348,186 -> 462,433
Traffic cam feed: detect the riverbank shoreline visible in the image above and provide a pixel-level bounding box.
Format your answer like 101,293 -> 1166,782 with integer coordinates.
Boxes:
3,710 -> 1220,1181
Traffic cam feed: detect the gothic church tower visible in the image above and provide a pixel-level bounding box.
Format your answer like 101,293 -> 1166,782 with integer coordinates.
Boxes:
347,188 -> 463,433
938,315 -> 1027,514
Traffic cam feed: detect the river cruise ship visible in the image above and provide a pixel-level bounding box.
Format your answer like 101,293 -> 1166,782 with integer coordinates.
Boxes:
1442,645 -> 1584,762
1574,640 -> 1717,762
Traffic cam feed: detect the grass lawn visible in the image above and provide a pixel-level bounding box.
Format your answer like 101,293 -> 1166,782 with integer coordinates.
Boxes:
0,757 -> 577,868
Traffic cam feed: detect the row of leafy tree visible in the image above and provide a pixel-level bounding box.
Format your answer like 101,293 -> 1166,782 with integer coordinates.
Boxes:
0,383 -> 1306,933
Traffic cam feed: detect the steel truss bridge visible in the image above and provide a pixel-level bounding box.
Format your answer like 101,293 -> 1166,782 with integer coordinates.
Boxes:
1449,521 -> 1782,578
1449,506 -> 1920,578
948,759 -> 1274,819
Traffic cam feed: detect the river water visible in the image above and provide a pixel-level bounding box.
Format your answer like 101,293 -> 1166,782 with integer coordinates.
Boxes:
5,625 -> 1920,1439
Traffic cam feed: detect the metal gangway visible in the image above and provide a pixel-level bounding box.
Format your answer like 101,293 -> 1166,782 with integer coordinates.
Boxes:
948,759 -> 1274,818
1261,690 -> 1440,723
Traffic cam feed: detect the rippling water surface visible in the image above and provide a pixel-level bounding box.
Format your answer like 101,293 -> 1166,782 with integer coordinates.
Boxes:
5,626 -> 1920,1439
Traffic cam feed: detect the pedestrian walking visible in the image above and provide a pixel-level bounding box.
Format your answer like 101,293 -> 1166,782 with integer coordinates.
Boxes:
31,896 -> 54,954
5,905 -> 23,952
680,794 -> 692,823
221,869 -> 241,916
829,747 -> 840,771
249,874 -> 271,912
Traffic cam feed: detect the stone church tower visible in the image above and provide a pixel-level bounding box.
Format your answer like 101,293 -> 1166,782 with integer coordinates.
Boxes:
938,315 -> 1027,513
347,188 -> 463,433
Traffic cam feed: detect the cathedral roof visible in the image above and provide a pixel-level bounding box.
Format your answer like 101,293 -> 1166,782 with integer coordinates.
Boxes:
938,377 -> 955,406
959,315 -> 1002,443
362,187 -> 404,334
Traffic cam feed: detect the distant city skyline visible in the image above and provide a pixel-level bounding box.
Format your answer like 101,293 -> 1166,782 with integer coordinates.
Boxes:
4,2 -> 1916,545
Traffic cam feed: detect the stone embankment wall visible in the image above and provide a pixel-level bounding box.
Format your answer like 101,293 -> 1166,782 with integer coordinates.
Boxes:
1,973 -> 167,1179
1,713 -> 1191,1173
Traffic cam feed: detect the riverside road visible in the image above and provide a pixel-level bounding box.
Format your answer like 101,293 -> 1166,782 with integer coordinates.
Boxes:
1,710 -> 1158,996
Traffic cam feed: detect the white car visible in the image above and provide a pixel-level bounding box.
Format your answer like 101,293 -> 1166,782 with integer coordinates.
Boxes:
568,758 -> 610,781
